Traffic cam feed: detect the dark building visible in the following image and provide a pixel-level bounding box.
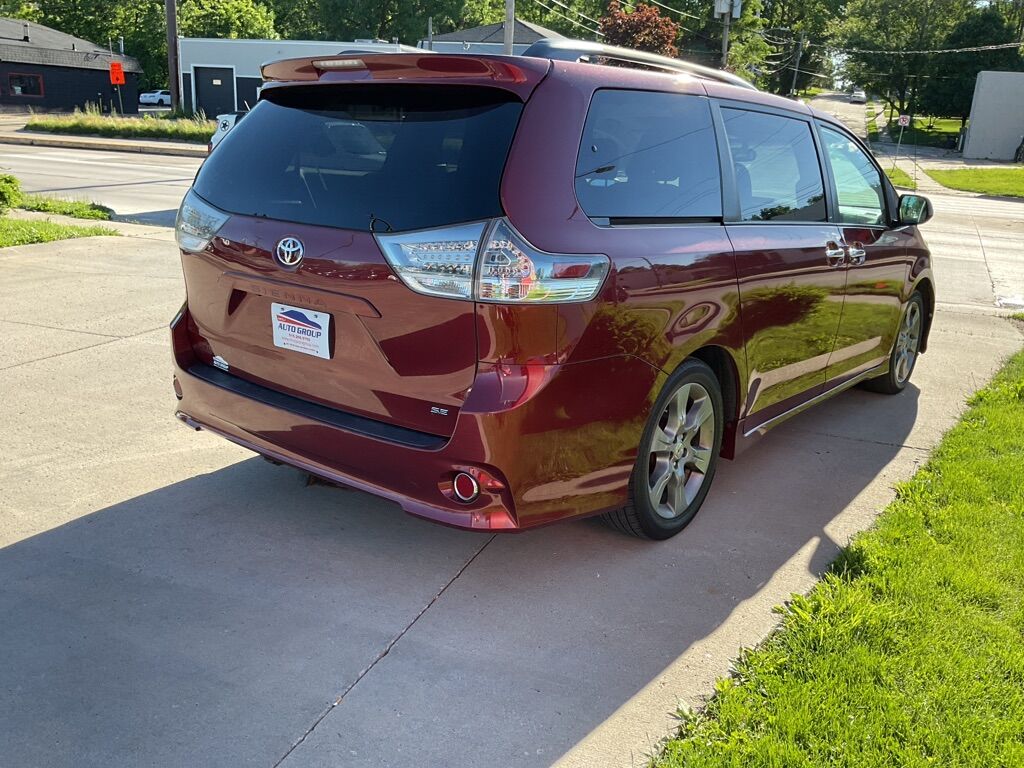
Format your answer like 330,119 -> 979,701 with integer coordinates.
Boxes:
0,18 -> 141,113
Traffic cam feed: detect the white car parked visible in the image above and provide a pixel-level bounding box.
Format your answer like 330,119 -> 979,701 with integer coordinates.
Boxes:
139,90 -> 172,107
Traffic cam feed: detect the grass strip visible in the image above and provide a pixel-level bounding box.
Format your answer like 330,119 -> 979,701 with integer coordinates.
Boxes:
657,346 -> 1024,768
884,166 -> 916,190
926,168 -> 1024,198
25,111 -> 215,144
17,194 -> 112,220
0,217 -> 117,247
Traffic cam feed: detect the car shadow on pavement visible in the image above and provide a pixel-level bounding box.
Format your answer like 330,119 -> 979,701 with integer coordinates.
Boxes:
0,385 -> 919,768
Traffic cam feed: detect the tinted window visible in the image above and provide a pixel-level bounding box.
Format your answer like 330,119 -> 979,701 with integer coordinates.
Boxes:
193,85 -> 523,233
722,109 -> 825,222
575,90 -> 722,221
820,125 -> 886,225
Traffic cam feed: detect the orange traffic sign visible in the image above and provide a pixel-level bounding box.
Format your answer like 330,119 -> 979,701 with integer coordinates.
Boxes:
109,61 -> 125,86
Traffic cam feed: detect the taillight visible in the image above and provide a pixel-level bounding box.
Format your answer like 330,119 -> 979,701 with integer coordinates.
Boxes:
373,221 -> 485,300
376,219 -> 609,304
175,190 -> 229,253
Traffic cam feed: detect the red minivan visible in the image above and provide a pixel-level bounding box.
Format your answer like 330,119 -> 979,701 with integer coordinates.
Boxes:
171,44 -> 935,539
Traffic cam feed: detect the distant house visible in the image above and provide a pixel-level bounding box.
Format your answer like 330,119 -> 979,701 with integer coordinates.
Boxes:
420,18 -> 565,55
0,18 -> 141,113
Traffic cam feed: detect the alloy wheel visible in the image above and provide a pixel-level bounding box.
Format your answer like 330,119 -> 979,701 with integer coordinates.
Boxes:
894,301 -> 922,384
647,382 -> 716,520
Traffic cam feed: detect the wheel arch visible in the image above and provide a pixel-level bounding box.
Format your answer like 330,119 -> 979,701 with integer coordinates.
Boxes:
912,277 -> 935,354
684,345 -> 742,460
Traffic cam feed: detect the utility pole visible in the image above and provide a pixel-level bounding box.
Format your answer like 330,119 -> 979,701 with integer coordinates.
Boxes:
715,0 -> 740,68
165,0 -> 179,109
789,32 -> 806,96
427,17 -> 433,51
721,10 -> 730,67
503,0 -> 515,55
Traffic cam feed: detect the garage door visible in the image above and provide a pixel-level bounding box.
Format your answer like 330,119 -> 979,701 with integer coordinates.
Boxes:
194,66 -> 235,117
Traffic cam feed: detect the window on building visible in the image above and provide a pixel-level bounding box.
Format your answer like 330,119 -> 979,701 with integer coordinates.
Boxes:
721,109 -> 826,223
575,89 -> 723,222
9,73 -> 43,97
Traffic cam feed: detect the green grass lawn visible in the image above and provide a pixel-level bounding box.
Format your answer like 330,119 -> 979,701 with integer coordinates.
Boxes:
926,168 -> 1024,198
0,217 -> 116,247
865,103 -> 881,143
657,346 -> 1024,767
16,194 -> 112,220
887,116 -> 962,149
884,166 -> 916,189
26,110 -> 215,144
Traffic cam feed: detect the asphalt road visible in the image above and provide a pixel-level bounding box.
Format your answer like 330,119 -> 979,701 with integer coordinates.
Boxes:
0,144 -> 200,226
0,144 -> 1022,767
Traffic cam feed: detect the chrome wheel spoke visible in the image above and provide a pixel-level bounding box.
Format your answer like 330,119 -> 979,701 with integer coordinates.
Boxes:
649,463 -> 672,506
666,383 -> 691,434
690,445 -> 712,473
650,427 -> 675,456
670,472 -> 688,512
685,396 -> 713,432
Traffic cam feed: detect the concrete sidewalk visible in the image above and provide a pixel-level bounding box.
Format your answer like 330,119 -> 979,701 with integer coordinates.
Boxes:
0,197 -> 1021,768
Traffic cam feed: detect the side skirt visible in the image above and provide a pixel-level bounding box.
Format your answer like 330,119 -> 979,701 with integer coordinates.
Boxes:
741,362 -> 888,439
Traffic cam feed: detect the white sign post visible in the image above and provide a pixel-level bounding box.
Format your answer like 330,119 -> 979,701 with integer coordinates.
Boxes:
892,114 -> 910,173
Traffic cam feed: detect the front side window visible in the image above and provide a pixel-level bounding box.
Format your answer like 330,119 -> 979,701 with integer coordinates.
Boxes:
9,73 -> 43,97
722,109 -> 825,222
575,90 -> 722,222
820,125 -> 886,225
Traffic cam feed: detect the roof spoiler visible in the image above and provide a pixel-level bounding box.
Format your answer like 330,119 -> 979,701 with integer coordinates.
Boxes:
521,38 -> 757,91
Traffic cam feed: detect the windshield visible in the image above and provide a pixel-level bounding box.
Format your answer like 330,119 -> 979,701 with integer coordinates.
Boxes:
192,84 -> 523,233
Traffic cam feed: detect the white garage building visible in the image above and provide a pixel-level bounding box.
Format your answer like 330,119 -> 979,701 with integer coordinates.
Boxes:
177,38 -> 417,116
962,71 -> 1024,161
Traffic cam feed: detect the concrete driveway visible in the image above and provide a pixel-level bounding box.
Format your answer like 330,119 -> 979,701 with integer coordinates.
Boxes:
0,197 -> 1020,767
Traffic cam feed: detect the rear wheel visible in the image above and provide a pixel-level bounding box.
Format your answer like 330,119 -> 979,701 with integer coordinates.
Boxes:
863,291 -> 924,395
602,359 -> 724,540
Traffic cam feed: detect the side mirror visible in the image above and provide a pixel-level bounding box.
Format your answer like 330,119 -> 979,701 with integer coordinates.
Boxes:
898,194 -> 933,225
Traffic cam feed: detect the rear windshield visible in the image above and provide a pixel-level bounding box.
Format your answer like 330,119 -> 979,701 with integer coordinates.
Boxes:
193,85 -> 523,233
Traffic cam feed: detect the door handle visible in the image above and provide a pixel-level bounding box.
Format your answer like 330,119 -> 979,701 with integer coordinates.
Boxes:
846,242 -> 866,266
825,241 -> 846,268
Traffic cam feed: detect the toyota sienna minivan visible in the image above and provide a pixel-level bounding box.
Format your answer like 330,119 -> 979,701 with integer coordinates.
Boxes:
171,43 -> 934,539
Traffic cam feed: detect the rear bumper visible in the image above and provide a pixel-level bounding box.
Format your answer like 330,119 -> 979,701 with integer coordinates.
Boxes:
171,307 -> 662,531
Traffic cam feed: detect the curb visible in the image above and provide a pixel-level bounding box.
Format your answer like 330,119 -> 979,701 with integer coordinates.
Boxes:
0,131 -> 207,158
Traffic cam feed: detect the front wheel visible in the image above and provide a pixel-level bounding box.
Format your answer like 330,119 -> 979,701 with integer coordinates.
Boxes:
863,291 -> 924,394
602,359 -> 724,540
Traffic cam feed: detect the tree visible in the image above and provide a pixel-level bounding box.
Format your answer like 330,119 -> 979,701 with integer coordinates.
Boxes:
758,0 -> 842,94
599,1 -> 679,57
178,0 -> 277,40
832,0 -> 975,114
919,8 -> 1024,126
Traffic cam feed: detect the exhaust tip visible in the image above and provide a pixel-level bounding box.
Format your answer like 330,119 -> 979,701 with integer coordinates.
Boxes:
452,472 -> 480,503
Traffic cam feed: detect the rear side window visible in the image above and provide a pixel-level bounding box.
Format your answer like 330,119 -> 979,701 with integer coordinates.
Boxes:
575,90 -> 722,222
193,85 -> 523,233
721,109 -> 826,223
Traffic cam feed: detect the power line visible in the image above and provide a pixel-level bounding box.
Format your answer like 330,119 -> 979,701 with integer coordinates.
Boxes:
813,40 -> 1023,55
540,0 -> 602,27
532,0 -> 603,36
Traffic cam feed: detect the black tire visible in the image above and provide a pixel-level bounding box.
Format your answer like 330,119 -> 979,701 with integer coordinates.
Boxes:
602,358 -> 724,540
862,291 -> 924,395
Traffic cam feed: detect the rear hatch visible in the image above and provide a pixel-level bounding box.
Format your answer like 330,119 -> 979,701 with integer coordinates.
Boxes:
179,71 -> 535,437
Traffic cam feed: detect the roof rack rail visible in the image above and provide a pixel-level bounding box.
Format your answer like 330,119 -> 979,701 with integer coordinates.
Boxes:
521,38 -> 757,91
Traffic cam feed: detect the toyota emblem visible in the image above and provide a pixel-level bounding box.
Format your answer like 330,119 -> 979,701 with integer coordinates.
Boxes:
275,237 -> 304,268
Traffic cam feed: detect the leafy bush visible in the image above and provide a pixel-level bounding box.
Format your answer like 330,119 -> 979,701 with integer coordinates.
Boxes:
0,174 -> 21,215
